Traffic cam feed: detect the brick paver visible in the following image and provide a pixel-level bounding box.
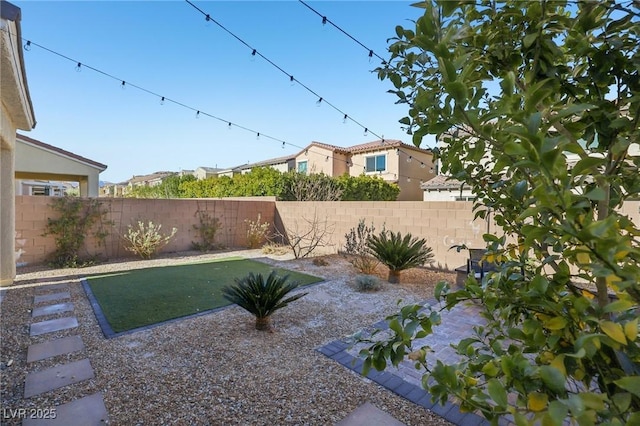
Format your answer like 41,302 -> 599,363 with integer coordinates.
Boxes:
318,298 -> 490,426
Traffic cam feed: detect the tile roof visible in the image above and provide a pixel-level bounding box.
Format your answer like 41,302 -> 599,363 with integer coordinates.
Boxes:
16,133 -> 107,170
232,154 -> 296,170
421,174 -> 470,190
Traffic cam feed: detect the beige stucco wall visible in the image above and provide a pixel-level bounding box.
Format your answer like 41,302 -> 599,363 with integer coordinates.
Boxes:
296,146 -> 336,175
1,4 -> 36,286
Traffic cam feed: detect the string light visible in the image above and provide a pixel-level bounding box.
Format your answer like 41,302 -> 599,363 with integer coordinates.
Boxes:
420,162 -> 426,168
343,114 -> 348,124
290,75 -> 295,86
75,62 -> 82,72
24,40 -> 31,51
256,132 -> 260,140
251,49 -> 257,61
316,97 -> 323,107
184,0 -> 385,141
298,1 -> 387,65
13,30 -> 436,183
363,128 -> 368,136
121,80 -> 126,89
407,156 -> 412,163
160,96 -> 165,105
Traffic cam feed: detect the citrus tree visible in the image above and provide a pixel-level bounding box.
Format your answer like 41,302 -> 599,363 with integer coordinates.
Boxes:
358,1 -> 640,424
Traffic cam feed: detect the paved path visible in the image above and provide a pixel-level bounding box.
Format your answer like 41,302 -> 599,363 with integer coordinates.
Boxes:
319,299 -> 510,426
21,283 -> 108,425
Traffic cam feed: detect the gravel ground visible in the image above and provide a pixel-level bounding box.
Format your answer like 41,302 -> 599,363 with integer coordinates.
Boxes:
1,249 -> 455,425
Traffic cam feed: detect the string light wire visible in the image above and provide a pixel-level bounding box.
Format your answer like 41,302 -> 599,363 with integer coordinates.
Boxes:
11,30 -> 432,182
183,0 -> 385,141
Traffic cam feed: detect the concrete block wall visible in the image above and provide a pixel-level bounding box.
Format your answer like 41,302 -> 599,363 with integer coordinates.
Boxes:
14,196 -> 275,266
274,201 -> 492,270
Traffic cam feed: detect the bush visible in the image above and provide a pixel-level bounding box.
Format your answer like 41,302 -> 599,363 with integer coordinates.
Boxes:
354,275 -> 382,292
191,211 -> 221,252
43,196 -> 112,268
222,271 -> 307,331
367,231 -> 434,283
123,221 -> 177,259
343,219 -> 380,274
245,214 -> 270,249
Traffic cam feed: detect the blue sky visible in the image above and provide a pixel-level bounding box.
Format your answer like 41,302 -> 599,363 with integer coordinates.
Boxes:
15,1 -> 430,183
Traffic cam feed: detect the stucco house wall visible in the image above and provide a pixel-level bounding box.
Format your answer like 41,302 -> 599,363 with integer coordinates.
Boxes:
1,1 -> 36,286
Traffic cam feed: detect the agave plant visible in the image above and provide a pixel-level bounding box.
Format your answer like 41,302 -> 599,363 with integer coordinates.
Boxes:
222,271 -> 307,331
367,231 -> 434,283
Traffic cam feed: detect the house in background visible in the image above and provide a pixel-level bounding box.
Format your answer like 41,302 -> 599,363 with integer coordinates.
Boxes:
229,139 -> 435,201
15,134 -> 107,197
421,175 -> 474,201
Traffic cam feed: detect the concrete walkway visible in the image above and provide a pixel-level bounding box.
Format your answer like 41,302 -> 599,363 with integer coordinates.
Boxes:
320,299 -> 498,426
22,283 -> 108,425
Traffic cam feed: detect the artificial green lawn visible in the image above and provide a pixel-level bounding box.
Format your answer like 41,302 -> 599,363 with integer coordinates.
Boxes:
85,257 -> 322,333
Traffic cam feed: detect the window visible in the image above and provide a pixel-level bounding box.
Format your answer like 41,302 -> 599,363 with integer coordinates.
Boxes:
365,154 -> 386,172
297,160 -> 308,174
455,196 -> 476,201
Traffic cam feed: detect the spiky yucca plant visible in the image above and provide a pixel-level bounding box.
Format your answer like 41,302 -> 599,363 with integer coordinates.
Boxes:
367,231 -> 434,283
222,271 -> 307,331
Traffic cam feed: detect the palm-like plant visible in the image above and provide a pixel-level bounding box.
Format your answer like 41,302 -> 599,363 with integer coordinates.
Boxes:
222,271 -> 307,331
367,231 -> 434,283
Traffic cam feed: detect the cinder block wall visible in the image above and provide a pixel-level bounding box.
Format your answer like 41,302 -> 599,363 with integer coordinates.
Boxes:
274,201 -> 491,270
14,197 -> 275,266
15,197 -> 640,270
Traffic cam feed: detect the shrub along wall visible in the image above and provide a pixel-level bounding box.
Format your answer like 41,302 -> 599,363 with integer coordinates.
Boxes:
14,196 -> 275,266
14,196 -> 640,270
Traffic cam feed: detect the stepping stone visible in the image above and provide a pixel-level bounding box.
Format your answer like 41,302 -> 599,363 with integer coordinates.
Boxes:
30,317 -> 78,337
336,402 -> 406,426
24,359 -> 94,398
34,292 -> 70,305
32,302 -> 74,318
22,393 -> 109,426
27,336 -> 84,363
34,284 -> 69,294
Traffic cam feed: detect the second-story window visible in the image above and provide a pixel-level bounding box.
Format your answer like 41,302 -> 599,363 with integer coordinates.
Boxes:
297,160 -> 308,174
365,154 -> 386,172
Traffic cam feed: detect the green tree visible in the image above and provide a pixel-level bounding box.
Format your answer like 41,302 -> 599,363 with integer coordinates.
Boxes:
359,1 -> 640,424
336,174 -> 400,201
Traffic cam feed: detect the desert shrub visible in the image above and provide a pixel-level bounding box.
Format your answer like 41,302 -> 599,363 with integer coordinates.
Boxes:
312,257 -> 329,266
261,242 -> 290,256
192,210 -> 221,252
343,219 -> 380,274
43,196 -> 112,267
354,274 -> 382,292
123,221 -> 177,259
222,271 -> 307,331
245,214 -> 270,249
367,231 -> 434,283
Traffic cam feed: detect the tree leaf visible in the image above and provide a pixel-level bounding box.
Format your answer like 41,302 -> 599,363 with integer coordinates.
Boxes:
487,378 -> 508,408
601,321 -> 627,344
614,376 -> 640,397
539,366 -> 566,394
527,392 -> 548,411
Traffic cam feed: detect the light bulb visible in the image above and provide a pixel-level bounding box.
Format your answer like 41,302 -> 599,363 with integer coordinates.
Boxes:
343,114 -> 348,124
407,177 -> 411,182
76,62 -> 82,72
160,96 -> 165,105
196,111 -> 200,119
420,162 -> 426,169
228,122 -> 232,130
290,75 -> 295,86
121,81 -> 126,90
363,128 -> 368,136
24,41 -> 31,51
256,132 -> 260,140
407,156 -> 412,163
316,97 -> 323,107
368,50 -> 373,64
251,49 -> 257,62
282,142 -> 285,149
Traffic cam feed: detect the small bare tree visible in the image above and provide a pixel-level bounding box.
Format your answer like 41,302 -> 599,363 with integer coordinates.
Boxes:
275,211 -> 335,259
